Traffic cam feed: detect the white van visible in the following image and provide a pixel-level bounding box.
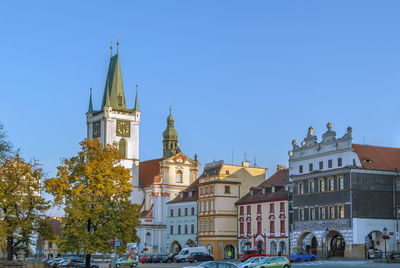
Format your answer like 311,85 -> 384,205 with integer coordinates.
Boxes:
175,246 -> 209,262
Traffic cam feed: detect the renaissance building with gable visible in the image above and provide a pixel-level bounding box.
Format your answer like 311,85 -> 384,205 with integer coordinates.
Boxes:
289,123 -> 400,259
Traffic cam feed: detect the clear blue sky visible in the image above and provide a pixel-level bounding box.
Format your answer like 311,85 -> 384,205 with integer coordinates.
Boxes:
1,0 -> 400,182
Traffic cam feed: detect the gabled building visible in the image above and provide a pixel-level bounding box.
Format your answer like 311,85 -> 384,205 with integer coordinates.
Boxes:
236,166 -> 289,256
289,123 -> 400,259
197,160 -> 266,260
165,179 -> 199,253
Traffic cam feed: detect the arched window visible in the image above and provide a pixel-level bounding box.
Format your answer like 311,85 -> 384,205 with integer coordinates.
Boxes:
119,139 -> 126,158
270,241 -> 277,255
176,170 -> 183,183
145,232 -> 152,245
279,241 -> 286,254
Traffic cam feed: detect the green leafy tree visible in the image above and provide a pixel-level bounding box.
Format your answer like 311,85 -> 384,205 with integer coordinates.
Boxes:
0,155 -> 50,260
0,123 -> 14,161
44,139 -> 140,268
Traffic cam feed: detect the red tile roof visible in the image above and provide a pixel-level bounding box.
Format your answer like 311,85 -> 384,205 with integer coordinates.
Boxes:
140,204 -> 154,218
353,144 -> 400,171
139,158 -> 162,188
168,179 -> 199,204
236,169 -> 289,205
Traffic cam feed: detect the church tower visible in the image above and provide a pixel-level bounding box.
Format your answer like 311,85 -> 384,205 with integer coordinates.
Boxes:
162,106 -> 179,158
86,43 -> 144,204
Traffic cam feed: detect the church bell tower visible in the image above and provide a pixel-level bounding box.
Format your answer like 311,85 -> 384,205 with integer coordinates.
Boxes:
86,41 -> 144,204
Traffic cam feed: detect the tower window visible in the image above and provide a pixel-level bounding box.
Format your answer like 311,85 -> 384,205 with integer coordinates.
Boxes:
176,170 -> 183,183
118,139 -> 126,158
118,95 -> 123,106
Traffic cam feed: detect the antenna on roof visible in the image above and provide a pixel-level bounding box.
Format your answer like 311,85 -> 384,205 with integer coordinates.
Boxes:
243,152 -> 248,162
110,41 -> 113,57
116,36 -> 119,54
254,157 -> 257,167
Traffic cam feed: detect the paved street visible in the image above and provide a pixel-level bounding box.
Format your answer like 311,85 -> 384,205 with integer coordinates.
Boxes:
123,261 -> 400,268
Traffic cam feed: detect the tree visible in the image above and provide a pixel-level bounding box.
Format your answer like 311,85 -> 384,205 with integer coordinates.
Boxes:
0,123 -> 14,161
44,139 -> 140,268
0,155 -> 50,260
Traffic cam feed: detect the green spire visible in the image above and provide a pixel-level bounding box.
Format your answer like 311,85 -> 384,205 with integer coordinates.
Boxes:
134,84 -> 139,111
163,106 -> 179,158
101,52 -> 127,110
88,87 -> 94,113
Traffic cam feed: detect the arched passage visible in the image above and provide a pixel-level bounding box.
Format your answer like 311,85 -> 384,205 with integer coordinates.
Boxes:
279,241 -> 287,255
224,244 -> 235,259
270,241 -> 277,255
297,231 -> 317,253
327,230 -> 345,257
186,239 -> 196,247
366,230 -> 385,259
170,241 -> 182,253
256,240 -> 264,253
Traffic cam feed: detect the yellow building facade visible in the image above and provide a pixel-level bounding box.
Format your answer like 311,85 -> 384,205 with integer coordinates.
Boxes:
236,167 -> 289,257
197,161 -> 266,260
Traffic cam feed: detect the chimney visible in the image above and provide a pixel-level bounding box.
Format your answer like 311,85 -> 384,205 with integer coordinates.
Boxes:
242,161 -> 250,167
277,165 -> 286,171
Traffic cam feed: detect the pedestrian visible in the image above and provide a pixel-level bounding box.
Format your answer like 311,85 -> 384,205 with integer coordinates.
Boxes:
228,250 -> 232,259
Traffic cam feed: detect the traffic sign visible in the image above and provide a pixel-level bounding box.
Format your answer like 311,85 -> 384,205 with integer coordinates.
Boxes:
396,232 -> 399,240
115,241 -> 120,247
365,236 -> 370,242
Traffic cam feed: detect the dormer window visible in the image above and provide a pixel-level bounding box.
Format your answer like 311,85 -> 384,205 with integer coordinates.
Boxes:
226,170 -> 230,175
117,95 -> 123,106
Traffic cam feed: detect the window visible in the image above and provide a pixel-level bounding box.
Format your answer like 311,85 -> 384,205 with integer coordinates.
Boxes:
328,159 -> 333,168
226,170 -> 230,175
210,220 -> 214,232
185,208 -> 188,216
170,209 -> 173,217
185,224 -> 188,234
338,205 -> 344,218
299,208 -> 304,221
328,206 -> 335,219
240,222 -> 244,234
309,180 -> 315,193
310,207 -> 315,220
319,179 -> 325,192
319,206 -> 326,219
309,163 -> 313,172
118,139 -> 126,158
257,204 -> 261,214
178,208 -> 181,216
210,200 -> 214,211
319,161 -> 323,170
247,205 -> 251,215
201,202 -> 204,212
338,158 -> 342,167
206,187 -> 209,194
210,186 -> 214,194
200,221 -> 204,232
240,206 -> 244,216
170,225 -> 173,234
145,232 -> 151,245
280,202 -> 285,212
299,165 -> 303,173
191,207 -> 195,215
247,222 -> 251,234
298,182 -> 304,195
49,242 -> 53,249
176,170 -> 183,183
270,221 -> 275,234
191,224 -> 195,234
329,179 -> 335,191
280,220 -> 285,233
338,177 -> 344,190
205,220 -> 209,232
270,203 -> 275,214
206,201 -> 209,212
200,187 -> 204,195
225,186 -> 231,194
178,225 -> 181,234
257,221 -> 262,234
397,179 -> 400,191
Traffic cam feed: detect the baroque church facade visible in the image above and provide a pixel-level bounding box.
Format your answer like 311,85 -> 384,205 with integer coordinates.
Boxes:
86,46 -> 199,255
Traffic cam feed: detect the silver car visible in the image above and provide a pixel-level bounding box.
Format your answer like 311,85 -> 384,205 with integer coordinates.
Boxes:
238,257 -> 268,268
183,261 -> 239,268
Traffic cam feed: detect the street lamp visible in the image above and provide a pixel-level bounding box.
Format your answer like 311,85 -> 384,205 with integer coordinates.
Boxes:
325,228 -> 329,260
111,203 -> 123,268
383,227 -> 388,259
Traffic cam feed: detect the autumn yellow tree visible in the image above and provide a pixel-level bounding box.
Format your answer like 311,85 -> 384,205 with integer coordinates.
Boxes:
0,155 -> 50,260
44,139 -> 140,268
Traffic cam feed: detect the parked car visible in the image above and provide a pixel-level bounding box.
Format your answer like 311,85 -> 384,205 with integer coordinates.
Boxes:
139,255 -> 153,263
252,256 -> 291,268
289,251 -> 316,262
162,253 -> 177,263
183,261 -> 239,268
116,257 -> 138,267
237,256 -> 267,268
151,255 -> 165,263
176,246 -> 210,263
238,250 -> 266,262
187,252 -> 214,263
389,251 -> 400,262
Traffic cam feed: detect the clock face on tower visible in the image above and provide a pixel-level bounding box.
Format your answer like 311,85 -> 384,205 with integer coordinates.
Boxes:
93,121 -> 101,138
116,120 -> 130,137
